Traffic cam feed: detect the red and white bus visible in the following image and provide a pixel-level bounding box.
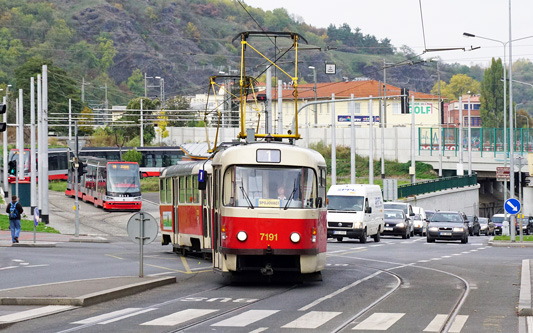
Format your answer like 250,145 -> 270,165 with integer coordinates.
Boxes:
159,142 -> 328,278
66,157 -> 142,211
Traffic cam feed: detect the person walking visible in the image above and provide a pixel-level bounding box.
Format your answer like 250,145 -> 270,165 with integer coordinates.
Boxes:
6,195 -> 23,243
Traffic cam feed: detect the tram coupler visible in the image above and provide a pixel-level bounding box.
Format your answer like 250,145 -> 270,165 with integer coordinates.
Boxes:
260,263 -> 274,276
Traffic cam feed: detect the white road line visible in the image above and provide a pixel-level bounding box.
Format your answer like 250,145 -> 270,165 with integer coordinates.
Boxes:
370,244 -> 383,247
0,266 -> 17,270
452,254 -> 462,256
299,271 -> 382,311
24,264 -> 49,268
461,251 -> 470,254
73,308 -> 145,325
0,306 -> 75,324
470,250 -> 478,252
352,312 -> 405,330
448,315 -> 468,332
11,259 -> 24,262
249,328 -> 269,333
442,256 -> 452,258
282,311 -> 341,329
100,308 -> 157,324
211,310 -> 279,327
423,314 -> 448,332
141,309 -> 218,326
19,262 -> 29,266
147,272 -> 174,277
418,260 -> 430,263
430,258 -> 441,261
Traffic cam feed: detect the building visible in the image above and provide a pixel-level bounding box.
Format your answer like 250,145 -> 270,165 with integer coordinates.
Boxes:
246,80 -> 441,132
443,95 -> 481,128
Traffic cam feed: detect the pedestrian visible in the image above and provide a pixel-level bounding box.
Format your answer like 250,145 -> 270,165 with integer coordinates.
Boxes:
6,195 -> 23,243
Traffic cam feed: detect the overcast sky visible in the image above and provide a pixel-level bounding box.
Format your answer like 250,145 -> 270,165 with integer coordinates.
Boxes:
243,0 -> 533,67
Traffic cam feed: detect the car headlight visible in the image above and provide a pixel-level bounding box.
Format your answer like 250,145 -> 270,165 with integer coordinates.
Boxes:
290,232 -> 301,243
236,231 -> 247,242
354,222 -> 363,229
453,227 -> 464,232
429,227 -> 439,232
480,225 -> 487,230
396,223 -> 405,228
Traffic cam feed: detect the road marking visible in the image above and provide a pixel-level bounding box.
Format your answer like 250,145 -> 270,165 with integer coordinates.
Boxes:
370,244 -> 383,247
0,306 -> 75,324
180,256 -> 192,273
430,258 -> 441,261
423,314 -> 448,332
100,308 -> 156,324
470,249 -> 478,252
418,260 -> 430,263
282,311 -> 341,328
11,259 -> 24,262
249,328 -> 269,333
451,254 -> 462,256
0,266 -> 17,270
211,310 -> 279,327
73,308 -> 146,324
449,315 -> 468,332
105,254 -> 124,260
353,312 -> 405,330
461,251 -> 470,254
148,272 -> 174,277
442,256 -> 452,258
299,271 -> 382,311
24,264 -> 49,268
141,309 -> 218,326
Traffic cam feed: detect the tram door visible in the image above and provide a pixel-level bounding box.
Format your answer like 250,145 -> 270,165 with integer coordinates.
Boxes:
173,177 -> 180,245
201,176 -> 212,250
212,168 -> 223,270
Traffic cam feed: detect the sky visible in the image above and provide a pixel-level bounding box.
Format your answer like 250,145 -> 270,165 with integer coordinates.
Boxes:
243,0 -> 533,67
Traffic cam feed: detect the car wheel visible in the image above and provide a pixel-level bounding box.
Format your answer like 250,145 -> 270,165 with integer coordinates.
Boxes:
461,235 -> 468,244
427,237 -> 435,243
402,230 -> 408,239
373,230 -> 381,242
476,229 -> 480,236
336,237 -> 343,242
359,229 -> 367,243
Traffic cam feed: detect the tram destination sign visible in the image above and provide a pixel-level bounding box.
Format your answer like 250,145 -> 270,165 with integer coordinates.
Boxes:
496,167 -> 510,181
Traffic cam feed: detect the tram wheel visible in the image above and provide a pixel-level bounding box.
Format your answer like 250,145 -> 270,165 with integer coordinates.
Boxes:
336,237 -> 343,242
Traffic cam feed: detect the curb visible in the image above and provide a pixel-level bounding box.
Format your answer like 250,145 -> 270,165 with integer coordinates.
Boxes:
488,241 -> 533,247
0,276 -> 176,307
519,259 -> 533,316
68,237 -> 109,243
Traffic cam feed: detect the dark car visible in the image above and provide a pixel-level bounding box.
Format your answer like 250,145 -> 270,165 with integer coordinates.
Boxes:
466,215 -> 481,236
490,214 -> 508,235
427,211 -> 469,243
382,209 -> 411,239
515,216 -> 533,235
426,210 -> 436,221
384,202 -> 415,237
478,217 -> 494,236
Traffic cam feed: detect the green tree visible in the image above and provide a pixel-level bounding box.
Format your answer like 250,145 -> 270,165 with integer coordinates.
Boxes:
123,148 -> 142,163
121,97 -> 159,145
126,69 -> 144,97
96,35 -> 117,72
164,95 -> 197,126
479,58 -> 506,128
431,74 -> 481,100
79,106 -> 94,135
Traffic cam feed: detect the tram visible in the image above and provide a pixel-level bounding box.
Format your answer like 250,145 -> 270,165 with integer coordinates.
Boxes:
159,142 -> 328,276
66,157 -> 142,211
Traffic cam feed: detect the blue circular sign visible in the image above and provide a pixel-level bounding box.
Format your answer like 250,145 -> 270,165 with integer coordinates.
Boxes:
505,198 -> 521,215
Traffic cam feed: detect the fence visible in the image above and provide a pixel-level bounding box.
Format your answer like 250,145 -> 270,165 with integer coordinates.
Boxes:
397,172 -> 478,198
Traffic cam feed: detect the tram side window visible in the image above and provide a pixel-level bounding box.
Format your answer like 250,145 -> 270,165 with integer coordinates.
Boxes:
191,175 -> 199,203
179,176 -> 187,203
318,167 -> 327,205
160,179 -> 166,203
162,154 -> 171,167
223,166 -> 236,206
166,178 -> 172,203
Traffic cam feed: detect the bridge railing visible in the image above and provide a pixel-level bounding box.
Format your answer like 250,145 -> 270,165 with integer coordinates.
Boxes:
397,172 -> 477,198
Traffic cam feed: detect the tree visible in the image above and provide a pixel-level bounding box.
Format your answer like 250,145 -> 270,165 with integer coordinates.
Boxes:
78,106 -> 94,134
122,97 -> 159,145
164,96 -> 198,126
126,69 -> 144,97
123,148 -> 142,163
479,58 -> 506,128
431,74 -> 481,100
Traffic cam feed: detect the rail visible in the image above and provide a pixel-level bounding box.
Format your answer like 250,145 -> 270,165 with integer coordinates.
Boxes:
397,172 -> 477,198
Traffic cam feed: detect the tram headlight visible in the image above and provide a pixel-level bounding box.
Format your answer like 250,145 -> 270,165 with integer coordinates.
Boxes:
236,231 -> 247,242
290,232 -> 301,243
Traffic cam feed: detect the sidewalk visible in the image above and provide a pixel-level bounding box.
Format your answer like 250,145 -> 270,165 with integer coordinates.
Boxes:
0,230 -> 109,247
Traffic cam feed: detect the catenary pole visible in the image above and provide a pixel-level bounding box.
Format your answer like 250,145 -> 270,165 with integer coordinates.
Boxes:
509,0 -> 516,242
140,99 -> 144,147
331,94 -> 336,186
350,94 -> 356,183
42,65 -> 49,224
468,94 -> 472,176
459,96 -> 463,174
2,94 -> 7,198
411,94 -> 416,184
37,74 -> 42,214
18,90 -> 24,183
30,77 -> 36,214
369,96 -> 374,185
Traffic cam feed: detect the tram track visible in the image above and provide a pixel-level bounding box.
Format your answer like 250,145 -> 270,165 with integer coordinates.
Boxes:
330,254 -> 470,333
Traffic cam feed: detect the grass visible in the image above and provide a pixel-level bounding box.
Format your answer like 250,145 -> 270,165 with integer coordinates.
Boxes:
0,215 -> 60,233
493,235 -> 533,241
47,177 -> 160,193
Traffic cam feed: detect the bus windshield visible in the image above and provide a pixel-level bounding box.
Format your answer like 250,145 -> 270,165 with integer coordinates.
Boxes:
107,163 -> 141,194
223,166 -> 317,209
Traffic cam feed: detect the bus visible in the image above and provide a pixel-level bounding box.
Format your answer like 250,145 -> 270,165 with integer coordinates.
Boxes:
66,157 -> 142,211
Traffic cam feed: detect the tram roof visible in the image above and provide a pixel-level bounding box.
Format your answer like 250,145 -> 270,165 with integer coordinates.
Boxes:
161,161 -> 211,178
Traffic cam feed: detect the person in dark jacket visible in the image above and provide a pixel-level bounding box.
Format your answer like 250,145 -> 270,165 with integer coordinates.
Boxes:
6,195 -> 23,243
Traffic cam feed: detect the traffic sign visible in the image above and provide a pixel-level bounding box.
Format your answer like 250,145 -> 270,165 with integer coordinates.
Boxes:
505,198 -> 521,215
34,208 -> 39,227
496,167 -> 510,181
127,212 -> 158,245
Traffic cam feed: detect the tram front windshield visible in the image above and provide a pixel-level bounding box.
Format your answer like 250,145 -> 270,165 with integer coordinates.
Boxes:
107,164 -> 141,195
223,166 -> 317,209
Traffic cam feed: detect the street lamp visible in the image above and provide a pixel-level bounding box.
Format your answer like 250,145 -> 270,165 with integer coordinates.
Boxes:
517,114 -> 529,129
515,103 -> 523,129
308,66 -> 317,124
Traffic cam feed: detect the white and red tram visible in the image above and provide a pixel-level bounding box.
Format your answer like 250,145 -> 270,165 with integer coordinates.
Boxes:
159,142 -> 328,277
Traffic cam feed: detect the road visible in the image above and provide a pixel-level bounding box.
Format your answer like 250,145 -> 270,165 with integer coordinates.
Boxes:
1,225 -> 525,333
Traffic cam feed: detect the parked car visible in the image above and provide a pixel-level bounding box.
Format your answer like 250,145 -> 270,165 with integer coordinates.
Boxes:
490,214 -> 509,235
412,206 -> 427,236
466,215 -> 481,236
384,202 -> 415,237
478,217 -> 494,236
327,184 -> 385,243
382,209 -> 411,239
515,216 -> 533,235
427,211 -> 469,243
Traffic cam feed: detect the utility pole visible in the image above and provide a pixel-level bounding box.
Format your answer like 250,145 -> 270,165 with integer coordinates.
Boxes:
437,61 -> 443,178
468,93 -> 472,176
277,80 -> 283,134
369,96 -> 374,185
37,74 -> 42,215
42,64 -> 49,224
68,99 -> 72,141
74,121 -> 80,238
30,77 -> 36,215
140,99 -> 144,147
411,94 -> 416,184
266,66 -> 272,134
3,84 -> 10,198
509,0 -> 516,242
459,96 -> 464,175
350,94 -> 356,183
144,72 -> 147,97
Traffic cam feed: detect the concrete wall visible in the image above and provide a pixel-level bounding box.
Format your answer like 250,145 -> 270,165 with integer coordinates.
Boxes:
399,184 -> 480,216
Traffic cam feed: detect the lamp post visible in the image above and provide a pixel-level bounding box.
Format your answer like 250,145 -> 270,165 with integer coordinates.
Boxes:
515,103 -> 523,129
308,66 -> 317,124
517,114 -> 529,129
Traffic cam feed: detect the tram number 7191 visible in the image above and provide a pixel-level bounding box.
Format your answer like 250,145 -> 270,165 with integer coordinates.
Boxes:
260,233 -> 278,241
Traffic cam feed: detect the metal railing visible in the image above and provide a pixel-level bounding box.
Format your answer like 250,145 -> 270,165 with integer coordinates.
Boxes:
397,172 -> 477,198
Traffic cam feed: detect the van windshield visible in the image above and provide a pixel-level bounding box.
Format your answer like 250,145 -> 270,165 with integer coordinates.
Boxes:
328,195 -> 364,211
384,203 -> 407,214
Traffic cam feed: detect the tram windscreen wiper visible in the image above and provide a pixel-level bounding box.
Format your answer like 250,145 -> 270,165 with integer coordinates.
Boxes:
284,181 -> 297,210
239,184 -> 254,209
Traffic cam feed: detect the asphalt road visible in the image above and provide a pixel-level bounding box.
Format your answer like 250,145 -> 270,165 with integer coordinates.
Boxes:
1,230 -> 526,333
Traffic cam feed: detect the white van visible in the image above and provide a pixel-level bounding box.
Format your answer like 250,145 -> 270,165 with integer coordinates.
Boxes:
327,184 -> 385,243
412,206 -> 427,236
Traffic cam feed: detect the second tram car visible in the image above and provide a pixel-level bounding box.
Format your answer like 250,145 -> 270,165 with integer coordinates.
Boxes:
159,142 -> 328,277
66,157 -> 142,211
